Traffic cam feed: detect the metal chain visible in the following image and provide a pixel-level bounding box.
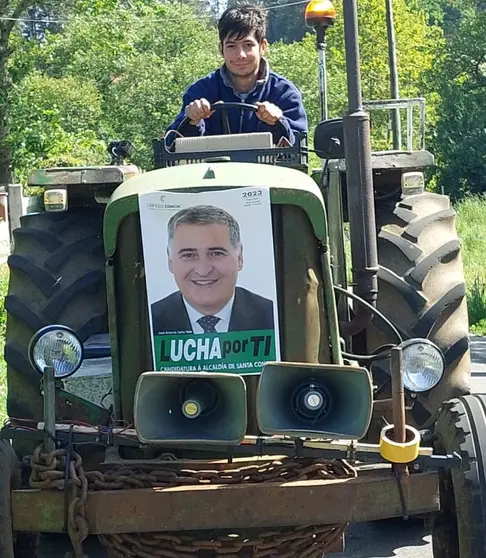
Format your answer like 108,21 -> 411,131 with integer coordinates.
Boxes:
98,523 -> 348,558
30,445 -> 89,557
29,444 -> 356,558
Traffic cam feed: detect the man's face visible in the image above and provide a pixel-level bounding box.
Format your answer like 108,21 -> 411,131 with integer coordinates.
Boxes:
219,31 -> 267,79
168,223 -> 243,315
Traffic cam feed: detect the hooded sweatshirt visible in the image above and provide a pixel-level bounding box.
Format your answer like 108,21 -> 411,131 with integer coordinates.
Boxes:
166,58 -> 308,146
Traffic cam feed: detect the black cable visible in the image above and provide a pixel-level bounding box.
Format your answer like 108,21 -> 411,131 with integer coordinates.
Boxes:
373,185 -> 402,202
100,388 -> 113,410
343,343 -> 396,363
342,349 -> 390,363
333,284 -> 403,343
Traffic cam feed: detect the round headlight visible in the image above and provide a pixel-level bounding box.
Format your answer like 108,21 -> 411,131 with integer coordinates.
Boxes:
400,339 -> 445,393
28,326 -> 83,379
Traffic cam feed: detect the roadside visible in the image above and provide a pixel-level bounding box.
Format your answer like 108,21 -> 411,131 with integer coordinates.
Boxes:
329,333 -> 486,558
470,334 -> 486,389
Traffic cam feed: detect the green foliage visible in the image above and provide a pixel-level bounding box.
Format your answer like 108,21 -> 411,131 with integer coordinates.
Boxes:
7,73 -> 107,182
268,0 -> 442,148
467,279 -> 486,333
426,1 -> 486,199
12,2 -> 221,171
454,194 -> 486,329
0,263 -> 8,423
0,0 -> 455,182
455,194 -> 486,287
470,318 -> 486,336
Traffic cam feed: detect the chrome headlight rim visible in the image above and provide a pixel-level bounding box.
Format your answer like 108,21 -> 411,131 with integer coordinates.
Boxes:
28,325 -> 84,379
398,337 -> 445,393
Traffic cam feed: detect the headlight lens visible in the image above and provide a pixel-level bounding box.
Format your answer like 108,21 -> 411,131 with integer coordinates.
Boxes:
28,326 -> 83,379
400,339 -> 445,392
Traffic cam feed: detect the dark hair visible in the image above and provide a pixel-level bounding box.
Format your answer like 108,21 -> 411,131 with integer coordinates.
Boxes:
218,4 -> 267,45
167,205 -> 241,250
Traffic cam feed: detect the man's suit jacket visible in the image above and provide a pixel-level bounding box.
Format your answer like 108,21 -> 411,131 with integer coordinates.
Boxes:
150,286 -> 275,335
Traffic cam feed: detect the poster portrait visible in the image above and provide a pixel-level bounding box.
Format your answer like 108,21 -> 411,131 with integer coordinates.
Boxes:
138,186 -> 281,375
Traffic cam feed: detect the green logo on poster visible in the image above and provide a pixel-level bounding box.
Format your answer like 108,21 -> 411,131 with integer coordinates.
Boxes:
155,330 -> 276,374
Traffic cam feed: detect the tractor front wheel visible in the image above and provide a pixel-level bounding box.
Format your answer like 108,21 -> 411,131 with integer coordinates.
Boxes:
432,394 -> 486,558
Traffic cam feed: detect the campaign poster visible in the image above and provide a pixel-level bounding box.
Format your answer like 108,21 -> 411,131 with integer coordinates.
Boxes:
138,186 -> 281,375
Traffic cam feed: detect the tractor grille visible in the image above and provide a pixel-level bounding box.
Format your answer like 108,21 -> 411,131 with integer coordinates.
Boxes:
112,204 -> 332,427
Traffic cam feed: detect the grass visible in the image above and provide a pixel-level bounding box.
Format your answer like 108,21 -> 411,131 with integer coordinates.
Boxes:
0,263 -> 8,423
455,194 -> 486,334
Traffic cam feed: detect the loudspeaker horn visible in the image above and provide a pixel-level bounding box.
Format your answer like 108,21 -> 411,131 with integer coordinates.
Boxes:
134,371 -> 247,445
256,362 -> 373,440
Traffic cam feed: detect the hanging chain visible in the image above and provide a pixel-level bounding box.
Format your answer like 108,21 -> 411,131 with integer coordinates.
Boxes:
30,444 -> 356,557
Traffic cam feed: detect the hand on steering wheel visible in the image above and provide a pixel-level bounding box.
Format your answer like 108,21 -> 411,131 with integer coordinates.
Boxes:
185,98 -> 216,125
177,101 -> 288,139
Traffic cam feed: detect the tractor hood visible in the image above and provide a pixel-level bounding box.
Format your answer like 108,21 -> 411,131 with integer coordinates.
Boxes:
101,160 -> 342,426
103,161 -> 327,257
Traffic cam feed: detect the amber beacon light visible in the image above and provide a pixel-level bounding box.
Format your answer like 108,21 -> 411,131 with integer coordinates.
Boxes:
305,0 -> 337,30
304,0 -> 337,121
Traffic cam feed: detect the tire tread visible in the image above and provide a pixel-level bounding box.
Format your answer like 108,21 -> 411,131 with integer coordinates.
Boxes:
367,191 -> 470,429
4,208 -> 107,421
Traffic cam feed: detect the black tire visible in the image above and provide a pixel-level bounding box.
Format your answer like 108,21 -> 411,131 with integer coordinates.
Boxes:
0,439 -> 38,558
4,208 -> 108,423
366,192 -> 471,428
432,394 -> 486,558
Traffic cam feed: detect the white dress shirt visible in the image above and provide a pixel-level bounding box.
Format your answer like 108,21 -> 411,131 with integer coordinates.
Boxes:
182,295 -> 235,334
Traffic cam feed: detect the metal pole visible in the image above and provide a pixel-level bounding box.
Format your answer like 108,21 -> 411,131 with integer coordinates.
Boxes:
391,348 -> 406,445
317,30 -> 329,121
390,346 -> 409,503
385,0 -> 401,150
43,366 -> 56,453
342,0 -> 362,112
341,0 -> 379,327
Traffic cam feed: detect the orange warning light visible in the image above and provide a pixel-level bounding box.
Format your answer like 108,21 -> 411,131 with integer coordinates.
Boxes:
305,0 -> 337,28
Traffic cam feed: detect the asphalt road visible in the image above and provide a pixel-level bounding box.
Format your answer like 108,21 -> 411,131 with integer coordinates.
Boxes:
38,335 -> 486,558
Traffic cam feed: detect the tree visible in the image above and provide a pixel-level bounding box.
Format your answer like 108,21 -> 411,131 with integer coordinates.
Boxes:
8,1 -> 221,173
7,72 -> 106,183
0,0 -> 137,185
0,0 -> 39,184
5,0 -> 444,179
267,0 -> 442,146
428,3 -> 486,198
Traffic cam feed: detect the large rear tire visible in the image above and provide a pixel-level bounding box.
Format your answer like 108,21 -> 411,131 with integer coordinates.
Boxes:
366,192 -> 471,428
432,394 -> 486,558
4,208 -> 108,423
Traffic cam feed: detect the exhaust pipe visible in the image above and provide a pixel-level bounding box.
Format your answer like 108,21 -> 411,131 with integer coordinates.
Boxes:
340,0 -> 379,337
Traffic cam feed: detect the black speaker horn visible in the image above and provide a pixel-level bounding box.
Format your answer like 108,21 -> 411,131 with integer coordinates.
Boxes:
256,362 -> 373,440
134,371 -> 247,445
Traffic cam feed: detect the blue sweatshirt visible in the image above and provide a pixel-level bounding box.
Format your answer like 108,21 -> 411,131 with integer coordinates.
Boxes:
166,58 -> 308,146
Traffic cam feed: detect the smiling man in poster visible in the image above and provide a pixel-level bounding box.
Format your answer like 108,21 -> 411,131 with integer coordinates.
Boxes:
139,187 -> 280,374
151,204 -> 274,335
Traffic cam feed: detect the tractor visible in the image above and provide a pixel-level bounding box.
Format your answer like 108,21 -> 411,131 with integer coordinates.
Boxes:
0,0 -> 482,557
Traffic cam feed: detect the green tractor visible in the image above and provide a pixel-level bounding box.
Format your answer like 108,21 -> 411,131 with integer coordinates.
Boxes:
0,1 -> 480,557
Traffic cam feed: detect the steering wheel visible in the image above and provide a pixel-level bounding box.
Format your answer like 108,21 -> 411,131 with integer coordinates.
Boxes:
176,101 -> 289,140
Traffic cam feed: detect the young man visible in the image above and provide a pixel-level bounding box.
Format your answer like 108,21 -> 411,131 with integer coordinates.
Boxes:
166,4 -> 308,146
